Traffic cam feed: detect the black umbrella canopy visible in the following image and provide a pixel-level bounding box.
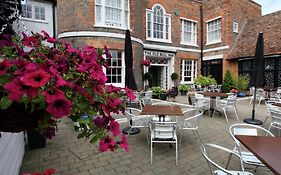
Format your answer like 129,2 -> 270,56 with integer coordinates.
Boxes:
244,32 -> 265,125
124,30 -> 137,90
251,32 -> 265,88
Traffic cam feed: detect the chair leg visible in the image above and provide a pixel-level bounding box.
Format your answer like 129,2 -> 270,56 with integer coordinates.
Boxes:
223,110 -> 229,123
176,141 -> 178,166
151,140 -> 153,165
194,130 -> 203,144
226,153 -> 233,169
234,107 -> 239,121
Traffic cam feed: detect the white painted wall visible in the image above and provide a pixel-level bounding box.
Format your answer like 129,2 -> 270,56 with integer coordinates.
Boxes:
14,0 -> 54,37
0,132 -> 25,175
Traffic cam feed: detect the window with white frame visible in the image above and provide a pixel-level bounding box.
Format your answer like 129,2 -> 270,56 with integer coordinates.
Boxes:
95,0 -> 129,29
180,59 -> 197,83
34,5 -> 45,20
21,3 -> 46,21
181,19 -> 197,46
22,4 -> 32,19
146,4 -> 171,42
207,17 -> 221,44
106,50 -> 125,87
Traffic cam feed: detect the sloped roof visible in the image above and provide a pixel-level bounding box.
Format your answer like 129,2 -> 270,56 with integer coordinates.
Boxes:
227,10 -> 281,60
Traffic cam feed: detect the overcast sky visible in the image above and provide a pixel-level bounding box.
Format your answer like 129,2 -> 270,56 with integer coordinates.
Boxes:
253,0 -> 281,15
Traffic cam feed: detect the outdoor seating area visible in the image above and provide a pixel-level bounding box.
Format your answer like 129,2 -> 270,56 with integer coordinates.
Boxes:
20,95 -> 280,175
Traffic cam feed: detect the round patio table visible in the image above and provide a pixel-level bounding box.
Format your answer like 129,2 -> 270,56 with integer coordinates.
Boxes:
201,92 -> 228,116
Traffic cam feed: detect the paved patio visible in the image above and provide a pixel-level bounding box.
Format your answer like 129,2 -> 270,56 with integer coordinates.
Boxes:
20,96 -> 276,175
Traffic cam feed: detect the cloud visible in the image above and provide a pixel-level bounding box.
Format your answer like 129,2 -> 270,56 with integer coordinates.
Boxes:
253,0 -> 281,15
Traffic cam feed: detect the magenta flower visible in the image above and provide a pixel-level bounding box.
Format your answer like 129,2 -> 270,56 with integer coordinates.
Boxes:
109,120 -> 120,137
22,69 -> 50,88
4,78 -> 38,102
119,134 -> 128,152
90,65 -> 108,84
125,86 -> 136,101
94,116 -> 109,128
104,45 -> 112,59
22,32 -> 39,47
0,59 -> 11,75
99,136 -> 116,152
45,94 -> 72,119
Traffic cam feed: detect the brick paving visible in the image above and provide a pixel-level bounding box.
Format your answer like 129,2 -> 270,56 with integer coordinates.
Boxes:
20,96 -> 276,175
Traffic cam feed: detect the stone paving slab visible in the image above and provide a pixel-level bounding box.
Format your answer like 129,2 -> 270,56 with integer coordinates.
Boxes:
20,96 -> 276,175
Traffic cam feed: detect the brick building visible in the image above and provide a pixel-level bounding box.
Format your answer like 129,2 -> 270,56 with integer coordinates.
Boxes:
56,0 -> 280,89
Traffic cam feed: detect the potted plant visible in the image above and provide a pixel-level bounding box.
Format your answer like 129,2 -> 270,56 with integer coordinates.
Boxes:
151,86 -> 165,99
178,84 -> 190,95
170,72 -> 179,87
195,75 -> 217,87
233,75 -> 250,97
143,72 -> 152,88
167,87 -> 179,101
0,32 -> 132,152
222,70 -> 234,93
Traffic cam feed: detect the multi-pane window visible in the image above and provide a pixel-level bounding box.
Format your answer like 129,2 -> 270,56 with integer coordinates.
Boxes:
207,18 -> 221,44
180,60 -> 197,83
22,3 -> 45,21
22,4 -> 32,18
106,50 -> 125,87
181,19 -> 197,45
95,0 -> 129,29
146,5 -> 171,42
34,6 -> 45,20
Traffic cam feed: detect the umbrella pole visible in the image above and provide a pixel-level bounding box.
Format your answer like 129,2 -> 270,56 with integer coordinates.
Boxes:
244,86 -> 263,125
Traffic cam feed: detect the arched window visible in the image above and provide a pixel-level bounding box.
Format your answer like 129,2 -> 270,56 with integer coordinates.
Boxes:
95,0 -> 129,29
146,4 -> 171,42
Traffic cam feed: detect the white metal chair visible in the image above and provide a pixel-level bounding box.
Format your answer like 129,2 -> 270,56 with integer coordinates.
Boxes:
124,108 -> 151,140
202,143 -> 254,175
149,121 -> 178,166
179,111 -> 204,145
269,87 -> 281,101
264,100 -> 279,124
213,95 -> 239,122
140,90 -> 153,107
268,107 -> 281,136
249,88 -> 267,105
151,100 -> 173,122
228,123 -> 274,171
195,93 -> 210,116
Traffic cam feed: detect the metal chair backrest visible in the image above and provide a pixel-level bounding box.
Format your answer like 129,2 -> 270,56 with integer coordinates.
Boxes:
268,107 -> 281,125
149,121 -> 178,139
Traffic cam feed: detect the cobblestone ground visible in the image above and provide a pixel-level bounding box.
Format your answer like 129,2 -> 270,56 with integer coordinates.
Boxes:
20,96 -> 276,175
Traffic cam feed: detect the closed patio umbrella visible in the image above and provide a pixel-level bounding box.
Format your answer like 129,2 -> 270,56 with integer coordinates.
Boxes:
244,32 -> 265,125
124,29 -> 137,90
122,30 -> 139,135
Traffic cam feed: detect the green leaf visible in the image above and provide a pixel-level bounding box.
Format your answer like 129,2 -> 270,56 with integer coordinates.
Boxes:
0,96 -> 12,110
90,135 -> 99,144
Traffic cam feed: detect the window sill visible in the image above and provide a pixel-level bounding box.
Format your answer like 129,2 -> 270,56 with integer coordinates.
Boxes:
205,41 -> 222,46
146,38 -> 172,44
180,42 -> 198,47
21,18 -> 49,24
94,24 -> 129,31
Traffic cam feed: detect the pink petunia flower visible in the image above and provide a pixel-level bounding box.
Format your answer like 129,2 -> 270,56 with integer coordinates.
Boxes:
125,86 -> 136,101
4,78 -> 38,102
94,116 -> 109,128
22,69 -> 50,88
98,136 -> 116,152
119,134 -> 128,152
22,33 -> 39,47
0,59 -> 12,75
103,45 -> 112,59
109,120 -> 120,137
45,94 -> 72,119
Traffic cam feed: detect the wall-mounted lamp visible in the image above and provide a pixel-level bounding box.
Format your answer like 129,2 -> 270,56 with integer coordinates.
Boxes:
174,10 -> 181,16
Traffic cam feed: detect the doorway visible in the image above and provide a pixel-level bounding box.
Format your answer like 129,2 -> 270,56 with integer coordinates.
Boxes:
149,66 -> 163,87
202,59 -> 223,84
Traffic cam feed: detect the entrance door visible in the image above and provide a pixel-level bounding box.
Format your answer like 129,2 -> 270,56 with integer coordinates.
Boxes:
203,59 -> 222,84
149,66 -> 162,87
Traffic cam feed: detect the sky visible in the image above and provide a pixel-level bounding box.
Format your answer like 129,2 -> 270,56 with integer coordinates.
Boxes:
253,0 -> 281,15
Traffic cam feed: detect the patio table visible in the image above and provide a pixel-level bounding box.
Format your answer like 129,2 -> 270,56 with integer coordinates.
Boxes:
200,92 -> 228,116
140,104 -> 183,121
235,135 -> 281,175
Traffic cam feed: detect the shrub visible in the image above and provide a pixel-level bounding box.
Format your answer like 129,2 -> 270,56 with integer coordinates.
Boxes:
233,75 -> 250,92
194,75 -> 217,86
170,73 -> 179,81
178,84 -> 190,92
221,70 -> 234,93
143,72 -> 152,81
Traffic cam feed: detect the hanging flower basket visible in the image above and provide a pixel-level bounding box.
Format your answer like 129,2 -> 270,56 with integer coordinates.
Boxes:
0,103 -> 43,132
